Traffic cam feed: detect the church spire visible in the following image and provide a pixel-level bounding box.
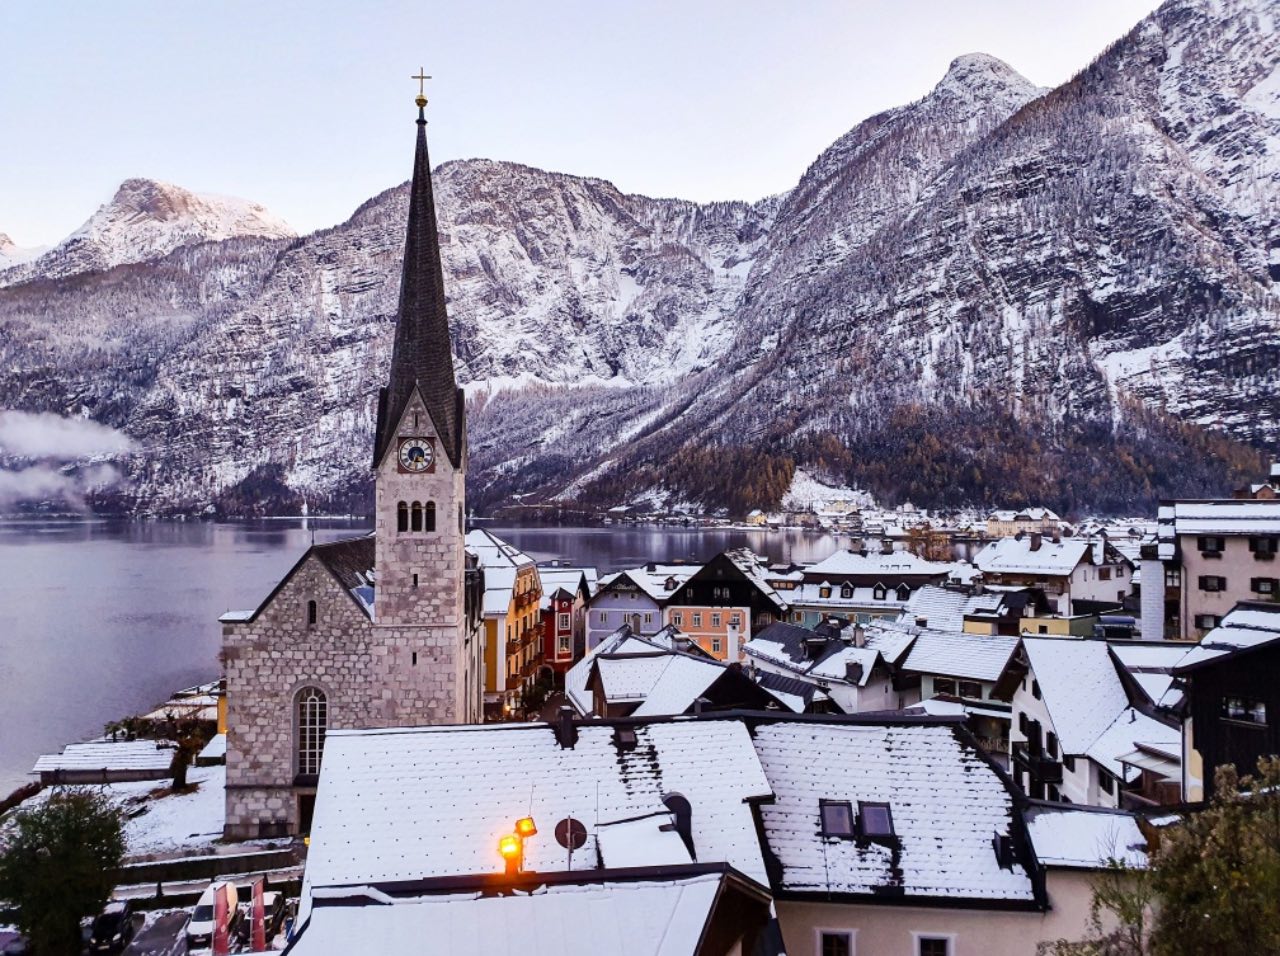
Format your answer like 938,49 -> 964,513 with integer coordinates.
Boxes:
373,76 -> 463,470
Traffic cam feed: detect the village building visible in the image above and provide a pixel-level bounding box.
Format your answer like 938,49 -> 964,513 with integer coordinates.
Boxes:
1140,497 -> 1280,641
975,535 -> 1133,616
901,583 -> 1046,636
289,710 -> 1152,956
1232,461 -> 1280,499
744,620 -> 894,714
218,98 -> 482,839
585,563 -> 698,651
467,528 -> 543,718
536,566 -> 594,686
1003,638 -> 1179,808
581,648 -> 787,718
1172,602 -> 1280,802
565,624 -> 713,715
986,508 -> 1062,538
768,547 -> 954,628
663,550 -> 789,661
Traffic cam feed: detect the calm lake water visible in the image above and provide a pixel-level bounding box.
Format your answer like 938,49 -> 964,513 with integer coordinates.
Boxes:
0,519 -> 841,795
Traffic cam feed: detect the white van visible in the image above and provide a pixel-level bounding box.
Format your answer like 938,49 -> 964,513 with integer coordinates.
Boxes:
186,881 -> 239,950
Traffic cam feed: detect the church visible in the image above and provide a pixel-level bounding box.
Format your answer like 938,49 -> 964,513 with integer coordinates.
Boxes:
220,86 -> 484,840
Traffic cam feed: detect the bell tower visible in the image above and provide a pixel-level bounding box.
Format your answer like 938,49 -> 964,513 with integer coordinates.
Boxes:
372,78 -> 466,634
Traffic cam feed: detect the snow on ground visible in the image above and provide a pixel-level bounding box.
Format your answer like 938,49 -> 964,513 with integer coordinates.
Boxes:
782,468 -> 874,512
7,765 -> 226,860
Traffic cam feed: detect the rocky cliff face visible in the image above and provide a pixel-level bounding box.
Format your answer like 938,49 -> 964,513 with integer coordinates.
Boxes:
0,0 -> 1275,516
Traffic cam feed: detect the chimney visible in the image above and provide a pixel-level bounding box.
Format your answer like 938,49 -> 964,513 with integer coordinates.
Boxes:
554,705 -> 577,749
693,696 -> 710,715
881,539 -> 893,555
1029,533 -> 1042,552
853,624 -> 866,648
915,616 -> 928,628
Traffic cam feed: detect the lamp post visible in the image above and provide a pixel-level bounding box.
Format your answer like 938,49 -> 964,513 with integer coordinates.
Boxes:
498,816 -> 538,876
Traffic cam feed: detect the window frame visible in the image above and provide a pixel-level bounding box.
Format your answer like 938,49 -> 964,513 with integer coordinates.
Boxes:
958,679 -> 982,700
912,932 -> 955,956
857,800 -> 895,841
816,929 -> 856,956
295,686 -> 328,778
1222,695 -> 1268,727
819,799 -> 856,839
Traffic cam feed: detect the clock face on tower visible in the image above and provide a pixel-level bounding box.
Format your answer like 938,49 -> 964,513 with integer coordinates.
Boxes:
398,437 -> 434,472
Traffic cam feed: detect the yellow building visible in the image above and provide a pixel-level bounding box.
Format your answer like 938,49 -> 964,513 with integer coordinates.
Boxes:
468,529 -> 543,717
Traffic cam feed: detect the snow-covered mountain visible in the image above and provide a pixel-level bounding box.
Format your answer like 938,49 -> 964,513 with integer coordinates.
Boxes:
0,0 -> 1275,516
0,179 -> 295,287
0,233 -> 47,269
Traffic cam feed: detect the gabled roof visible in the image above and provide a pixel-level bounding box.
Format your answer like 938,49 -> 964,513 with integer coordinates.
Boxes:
975,538 -> 1089,577
32,739 -> 175,774
1157,500 -> 1280,550
1174,602 -> 1280,673
466,529 -> 536,617
234,534 -> 376,624
752,721 -> 1038,905
566,625 -> 703,714
1085,708 -> 1179,779
669,550 -> 787,612
900,627 -> 1021,683
597,564 -> 699,603
744,622 -> 883,687
754,671 -> 823,713
1024,803 -> 1148,871
1107,642 -> 1189,710
298,719 -> 775,922
1021,638 -> 1129,756
373,105 -> 463,470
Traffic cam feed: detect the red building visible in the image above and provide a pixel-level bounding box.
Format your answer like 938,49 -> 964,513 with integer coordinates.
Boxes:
538,567 -> 594,685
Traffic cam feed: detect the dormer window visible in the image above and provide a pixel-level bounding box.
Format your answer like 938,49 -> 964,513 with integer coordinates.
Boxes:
819,800 -> 855,838
820,586 -> 832,599
840,583 -> 853,599
665,576 -> 677,590
896,584 -> 911,601
857,801 -> 894,840
873,584 -> 887,601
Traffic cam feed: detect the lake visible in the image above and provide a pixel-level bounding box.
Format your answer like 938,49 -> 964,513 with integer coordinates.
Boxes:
0,519 -> 841,795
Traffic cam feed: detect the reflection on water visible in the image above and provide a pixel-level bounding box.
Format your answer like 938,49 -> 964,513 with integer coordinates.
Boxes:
0,519 -> 844,795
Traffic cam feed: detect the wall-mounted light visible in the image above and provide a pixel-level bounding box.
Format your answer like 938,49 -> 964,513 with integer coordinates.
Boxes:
515,816 -> 537,837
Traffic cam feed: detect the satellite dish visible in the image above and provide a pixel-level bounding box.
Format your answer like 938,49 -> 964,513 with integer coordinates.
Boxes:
554,817 -> 588,851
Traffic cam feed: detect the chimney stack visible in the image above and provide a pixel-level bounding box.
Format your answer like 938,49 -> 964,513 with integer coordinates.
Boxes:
853,624 -> 866,648
554,705 -> 577,749
1029,532 -> 1042,552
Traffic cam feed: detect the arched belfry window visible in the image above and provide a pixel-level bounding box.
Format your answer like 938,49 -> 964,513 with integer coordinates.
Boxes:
411,501 -> 423,532
425,501 -> 436,532
397,502 -> 408,533
296,686 -> 327,777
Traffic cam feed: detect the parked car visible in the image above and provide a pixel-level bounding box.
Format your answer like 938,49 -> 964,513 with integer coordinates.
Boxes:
186,881 -> 240,950
234,890 -> 288,946
88,901 -> 136,953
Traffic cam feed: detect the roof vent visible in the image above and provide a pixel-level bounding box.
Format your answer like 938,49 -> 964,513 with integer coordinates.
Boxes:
915,616 -> 928,628
662,793 -> 696,859
845,661 -> 864,683
554,705 -> 577,750
613,727 -> 637,752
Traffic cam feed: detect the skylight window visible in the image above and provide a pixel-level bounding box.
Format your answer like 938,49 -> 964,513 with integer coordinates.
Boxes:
858,801 -> 894,839
819,800 -> 855,838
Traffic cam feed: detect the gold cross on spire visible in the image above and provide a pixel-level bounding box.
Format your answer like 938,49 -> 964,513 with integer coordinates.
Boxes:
411,68 -> 431,108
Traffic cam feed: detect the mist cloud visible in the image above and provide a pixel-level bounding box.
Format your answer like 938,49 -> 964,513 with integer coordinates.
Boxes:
0,410 -> 136,459
0,463 -> 126,510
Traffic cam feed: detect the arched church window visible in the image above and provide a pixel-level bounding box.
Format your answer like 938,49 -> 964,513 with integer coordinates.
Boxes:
307,600 -> 317,626
397,502 -> 408,533
411,502 -> 423,532
296,686 -> 327,777
425,501 -> 437,532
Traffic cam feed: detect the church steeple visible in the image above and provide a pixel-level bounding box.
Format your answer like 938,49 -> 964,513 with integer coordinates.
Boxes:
373,84 -> 463,470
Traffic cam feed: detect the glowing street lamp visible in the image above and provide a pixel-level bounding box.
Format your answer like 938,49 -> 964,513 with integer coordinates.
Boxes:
498,833 -> 522,875
515,816 -> 537,838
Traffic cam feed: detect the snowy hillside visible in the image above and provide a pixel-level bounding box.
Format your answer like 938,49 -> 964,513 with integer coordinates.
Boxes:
0,233 -> 47,269
0,0 -> 1274,516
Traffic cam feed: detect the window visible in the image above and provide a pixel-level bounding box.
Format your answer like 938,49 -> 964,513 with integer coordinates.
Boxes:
397,501 -> 408,533
858,801 -> 894,839
1046,732 -> 1058,759
1251,578 -> 1278,596
424,501 -> 436,532
820,932 -> 853,956
557,634 -> 571,656
307,600 -> 317,627
841,584 -> 853,599
1222,696 -> 1267,726
1099,567 -> 1112,581
1249,537 -> 1278,559
712,638 -> 722,654
820,586 -> 832,599
711,613 -> 722,627
1197,535 -> 1225,556
917,935 -> 952,956
1099,772 -> 1114,795
897,585 -> 911,601
598,611 -> 608,624
934,678 -> 956,696
672,613 -> 683,626
1198,575 -> 1227,592
1063,755 -> 1076,773
1194,614 -> 1222,630
1018,711 -> 1028,734
558,613 -> 571,630
644,612 -> 654,624
1165,568 -> 1182,588
873,585 -> 887,601
410,501 -> 423,532
1037,624 -> 1049,635
958,680 -> 982,699
819,800 -> 855,838
692,613 -> 702,627
296,687 -> 327,777
1032,680 -> 1042,700
412,573 -> 419,588
792,611 -> 804,623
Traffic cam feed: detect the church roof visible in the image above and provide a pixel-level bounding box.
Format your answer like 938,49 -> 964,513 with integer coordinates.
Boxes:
373,104 -> 464,470
235,534 -> 376,624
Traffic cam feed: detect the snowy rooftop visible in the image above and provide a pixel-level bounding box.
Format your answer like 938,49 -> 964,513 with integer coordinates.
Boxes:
976,537 -> 1089,577
900,627 -> 1021,683
989,508 -> 1060,522
1174,603 -> 1280,672
292,871 -> 734,956
752,721 -> 1036,903
1022,638 -> 1129,756
1107,642 -> 1189,709
467,529 -> 536,617
1158,499 -> 1280,539
32,739 -> 175,774
902,585 -> 1020,631
789,581 -> 912,609
803,549 -> 954,579
1024,804 -> 1148,870
1085,708 -> 1180,779
744,622 -> 883,687
299,720 -> 773,920
565,625 -> 695,714
597,564 -> 699,603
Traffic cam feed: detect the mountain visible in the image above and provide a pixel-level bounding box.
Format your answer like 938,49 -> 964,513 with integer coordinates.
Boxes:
0,233 -> 47,269
0,179 -> 295,288
0,0 -> 1274,517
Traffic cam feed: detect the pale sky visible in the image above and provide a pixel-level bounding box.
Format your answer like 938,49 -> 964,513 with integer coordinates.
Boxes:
0,0 -> 1162,247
